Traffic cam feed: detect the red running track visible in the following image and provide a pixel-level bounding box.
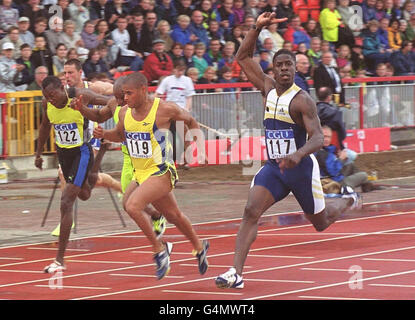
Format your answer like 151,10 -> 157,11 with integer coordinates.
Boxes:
1,197 -> 415,300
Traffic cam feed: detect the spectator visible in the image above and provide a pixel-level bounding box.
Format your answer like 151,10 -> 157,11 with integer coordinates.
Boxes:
207,20 -> 225,45
377,17 -> 392,51
336,44 -> 351,69
171,14 -> 195,46
104,0 -> 129,31
111,15 -> 143,71
259,23 -> 284,54
296,42 -> 308,55
405,13 -> 415,41
32,35 -> 53,75
68,0 -> 90,33
258,48 -> 271,71
295,53 -> 310,93
384,0 -> 399,20
89,0 -> 108,21
81,20 -> 100,50
97,43 -> 117,76
402,0 -> 414,21
192,42 -> 208,78
18,17 -> 35,49
52,43 -> 68,75
0,26 -> 23,59
142,39 -> 174,83
182,43 -> 195,69
168,42 -> 186,65
225,24 -> 244,53
53,0 -> 71,21
189,10 -> 210,47
316,126 -> 380,193
388,19 -> 402,51
313,51 -> 345,105
186,67 -> 199,86
45,17 -> 64,56
95,20 -> 114,49
156,20 -> 174,52
303,19 -> 323,39
127,13 -> 144,55
361,0 -> 377,24
66,47 -> 79,60
138,11 -> 159,56
319,0 -> 342,48
131,0 -> 152,16
307,37 -> 322,72
59,20 -> 83,51
277,0 -> 294,30
0,42 -> 24,92
197,65 -> 217,92
244,0 -> 261,19
261,0 -> 287,31
32,17 -> 48,41
261,37 -> 277,58
176,0 -> 194,17
391,0 -> 403,20
362,20 -> 392,73
155,0 -> 177,26
375,0 -> 386,21
316,87 -> 347,149
399,19 -> 409,42
22,0 -> 47,32
218,41 -> 241,80
82,48 -> 111,79
282,40 -> 293,51
233,0 -> 246,25
338,63 -> 352,80
217,0 -> 236,32
203,38 -> 222,68
283,15 -> 311,51
350,44 -> 366,74
337,0 -> 363,37
217,65 -> 236,92
390,40 -> 415,75
15,43 -> 35,88
0,0 -> 19,33
26,65 -> 48,90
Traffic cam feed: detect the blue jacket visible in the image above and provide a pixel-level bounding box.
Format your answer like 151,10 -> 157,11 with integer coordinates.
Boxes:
188,22 -> 209,47
170,25 -> 193,45
361,0 -> 377,23
376,28 -> 390,49
294,72 -> 310,93
390,50 -> 415,75
362,30 -> 381,56
315,145 -> 344,182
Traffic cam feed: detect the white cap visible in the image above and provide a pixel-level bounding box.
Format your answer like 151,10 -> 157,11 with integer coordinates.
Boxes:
2,42 -> 14,50
18,17 -> 30,23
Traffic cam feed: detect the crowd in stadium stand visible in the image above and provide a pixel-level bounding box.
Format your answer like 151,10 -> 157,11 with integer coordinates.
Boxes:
1,0 -> 415,93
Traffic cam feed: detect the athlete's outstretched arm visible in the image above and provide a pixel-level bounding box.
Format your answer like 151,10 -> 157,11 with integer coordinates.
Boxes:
88,81 -> 114,96
34,100 -> 52,170
93,106 -> 126,143
72,96 -> 116,123
236,12 -> 287,94
75,88 -> 112,107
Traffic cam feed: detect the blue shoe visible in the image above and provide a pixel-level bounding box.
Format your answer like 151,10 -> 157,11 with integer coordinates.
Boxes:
215,267 -> 244,289
153,242 -> 172,280
341,185 -> 362,210
193,240 -> 209,275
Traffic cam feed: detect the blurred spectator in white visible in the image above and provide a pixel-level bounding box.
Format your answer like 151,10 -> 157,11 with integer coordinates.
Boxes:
245,0 -> 260,19
18,17 -> 34,48
68,0 -> 90,33
52,43 -> 68,75
337,0 -> 363,37
0,26 -> 23,59
45,16 -> 63,55
59,20 -> 83,51
259,24 -> 283,54
0,42 -> 24,93
0,0 -> 19,34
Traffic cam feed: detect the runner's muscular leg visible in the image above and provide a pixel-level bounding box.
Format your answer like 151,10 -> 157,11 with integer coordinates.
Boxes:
233,185 -> 276,275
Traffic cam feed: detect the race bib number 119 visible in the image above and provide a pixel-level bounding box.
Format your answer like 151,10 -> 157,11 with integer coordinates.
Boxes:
265,129 -> 297,159
125,131 -> 153,158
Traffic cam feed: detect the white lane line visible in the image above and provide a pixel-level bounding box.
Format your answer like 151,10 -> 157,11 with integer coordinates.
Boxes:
110,273 -> 184,279
179,264 -> 252,268
131,251 -> 191,255
162,290 -> 242,296
0,269 -> 43,273
301,267 -> 380,273
248,254 -> 314,259
27,248 -> 89,252
363,258 -> 415,262
369,283 -> 415,288
35,285 -> 111,290
66,260 -> 134,264
0,257 -> 23,260
299,295 -> 376,300
244,278 -> 315,284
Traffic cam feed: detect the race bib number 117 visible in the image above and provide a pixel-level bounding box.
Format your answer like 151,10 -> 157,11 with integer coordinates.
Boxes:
265,129 -> 297,159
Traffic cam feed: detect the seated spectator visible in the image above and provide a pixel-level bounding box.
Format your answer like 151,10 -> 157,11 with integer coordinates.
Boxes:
89,0 -> 108,21
406,13 -> 415,42
68,0 -> 90,33
337,0 -> 363,37
142,39 -> 174,84
197,65 -> 217,93
186,67 -> 199,86
52,43 -> 68,75
261,0 -> 287,31
127,13 -> 144,56
384,0 -> 399,20
155,0 -> 177,26
111,15 -> 143,71
294,53 -> 310,93
303,19 -> 322,39
67,47 -> 79,60
176,0 -> 194,18
157,20 -> 174,52
95,19 -> 113,47
192,42 -> 208,78
59,20 -> 83,50
277,0 -> 294,30
32,35 -> 53,75
375,0 -> 386,21
390,40 -> 415,75
189,10 -> 210,47
316,126 -> 381,193
0,0 -> 19,35
388,19 -> 402,51
22,0 -> 47,33
259,23 -> 284,55
259,49 -> 271,71
81,20 -> 100,50
27,65 -> 48,90
217,65 -> 236,92
82,48 -> 111,79
362,20 -> 392,73
216,0 -> 236,32
171,14 -> 195,46
218,41 -> 241,80
168,42 -> 186,65
284,15 -> 311,51
307,37 -> 322,73
296,42 -> 308,55
45,17 -> 64,55
244,0 -> 261,19
225,24 -> 244,53
350,44 -> 366,74
282,40 -> 293,51
319,0 -> 342,48
207,20 -> 225,45
361,0 -> 377,24
0,26 -> 23,60
0,42 -> 24,92
203,38 -> 222,69
338,63 -> 352,81
18,17 -> 35,49
198,0 -> 219,29
183,43 -> 195,69
138,11 -> 160,56
377,18 -> 392,51
399,19 -> 409,42
232,0 -> 246,26
104,0 -> 130,31
402,0 -> 414,21
336,44 -> 352,69
97,43 -> 117,76
15,44 -> 35,88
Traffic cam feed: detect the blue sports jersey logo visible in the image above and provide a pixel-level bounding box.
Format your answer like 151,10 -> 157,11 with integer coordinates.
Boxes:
54,123 -> 77,131
124,132 -> 151,140
265,129 -> 294,139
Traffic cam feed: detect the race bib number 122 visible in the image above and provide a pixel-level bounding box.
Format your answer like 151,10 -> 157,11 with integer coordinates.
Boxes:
54,123 -> 81,146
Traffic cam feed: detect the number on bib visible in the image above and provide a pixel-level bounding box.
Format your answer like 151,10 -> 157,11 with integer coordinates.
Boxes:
54,123 -> 82,146
265,129 -> 297,159
125,131 -> 153,158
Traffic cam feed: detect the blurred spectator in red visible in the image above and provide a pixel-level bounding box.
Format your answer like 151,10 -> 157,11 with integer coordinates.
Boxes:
142,39 -> 174,84
284,15 -> 311,51
218,41 -> 241,80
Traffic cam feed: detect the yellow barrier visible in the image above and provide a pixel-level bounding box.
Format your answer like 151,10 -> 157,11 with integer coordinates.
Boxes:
4,91 -> 55,157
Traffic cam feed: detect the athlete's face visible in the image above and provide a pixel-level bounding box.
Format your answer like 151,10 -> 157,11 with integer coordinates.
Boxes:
43,84 -> 67,108
273,54 -> 296,86
64,64 -> 82,87
122,83 -> 147,108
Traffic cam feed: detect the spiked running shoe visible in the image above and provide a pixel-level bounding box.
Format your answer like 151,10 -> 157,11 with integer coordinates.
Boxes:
215,267 -> 244,289
153,242 -> 172,280
152,215 -> 167,238
193,240 -> 209,275
44,260 -> 66,274
341,185 -> 363,210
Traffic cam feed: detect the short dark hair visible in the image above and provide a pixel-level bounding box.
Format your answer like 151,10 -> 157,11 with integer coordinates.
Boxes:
272,48 -> 296,65
20,43 -> 31,50
124,71 -> 148,88
65,58 -> 82,71
42,76 -> 62,90
317,87 -> 332,101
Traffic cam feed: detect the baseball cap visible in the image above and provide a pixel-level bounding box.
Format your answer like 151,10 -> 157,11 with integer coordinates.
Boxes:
152,39 -> 165,45
2,42 -> 15,50
18,17 -> 30,23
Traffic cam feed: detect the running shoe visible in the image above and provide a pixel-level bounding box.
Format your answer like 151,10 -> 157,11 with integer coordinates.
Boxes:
153,242 -> 172,280
152,215 -> 167,238
193,240 -> 209,275
215,267 -> 244,289
341,185 -> 363,210
51,222 -> 75,237
44,260 -> 66,274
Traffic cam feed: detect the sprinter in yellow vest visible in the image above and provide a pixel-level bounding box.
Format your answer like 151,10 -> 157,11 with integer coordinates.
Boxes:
35,75 -> 111,274
92,72 -> 209,280
72,76 -> 167,238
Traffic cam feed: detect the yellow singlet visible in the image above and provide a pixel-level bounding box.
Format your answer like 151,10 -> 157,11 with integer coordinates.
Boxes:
124,98 -> 178,187
47,98 -> 86,149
